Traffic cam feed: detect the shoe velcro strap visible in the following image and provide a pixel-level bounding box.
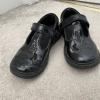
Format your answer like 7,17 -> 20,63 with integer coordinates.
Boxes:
31,23 -> 58,39
61,14 -> 89,29
31,23 -> 42,31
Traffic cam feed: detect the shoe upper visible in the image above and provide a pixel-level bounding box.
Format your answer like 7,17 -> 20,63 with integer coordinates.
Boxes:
10,13 -> 61,75
60,8 -> 100,63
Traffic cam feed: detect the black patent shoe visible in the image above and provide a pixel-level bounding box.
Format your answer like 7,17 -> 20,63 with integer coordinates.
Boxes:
10,13 -> 61,78
60,8 -> 100,69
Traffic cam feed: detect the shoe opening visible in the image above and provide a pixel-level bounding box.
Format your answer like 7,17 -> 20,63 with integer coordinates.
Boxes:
39,13 -> 57,28
61,8 -> 79,20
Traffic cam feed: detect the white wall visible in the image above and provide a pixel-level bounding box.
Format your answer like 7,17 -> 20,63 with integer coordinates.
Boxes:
23,0 -> 39,5
78,0 -> 100,3
0,0 -> 39,15
0,0 -> 22,15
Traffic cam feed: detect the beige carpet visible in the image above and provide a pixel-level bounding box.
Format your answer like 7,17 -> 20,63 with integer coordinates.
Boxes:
0,1 -> 100,100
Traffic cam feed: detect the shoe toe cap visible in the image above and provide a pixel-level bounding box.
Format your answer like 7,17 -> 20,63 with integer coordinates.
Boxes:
10,57 -> 42,78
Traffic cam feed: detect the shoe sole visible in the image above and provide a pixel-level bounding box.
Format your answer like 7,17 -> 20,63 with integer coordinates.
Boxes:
64,47 -> 100,69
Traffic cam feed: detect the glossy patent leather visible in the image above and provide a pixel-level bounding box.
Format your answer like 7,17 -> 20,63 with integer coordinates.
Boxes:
10,13 -> 61,78
60,8 -> 100,68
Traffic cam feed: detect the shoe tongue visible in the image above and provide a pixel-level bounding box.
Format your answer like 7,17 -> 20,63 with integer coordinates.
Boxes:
30,24 -> 51,50
65,21 -> 84,41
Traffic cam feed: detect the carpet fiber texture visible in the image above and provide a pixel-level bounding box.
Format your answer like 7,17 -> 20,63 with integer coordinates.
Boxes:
0,1 -> 100,100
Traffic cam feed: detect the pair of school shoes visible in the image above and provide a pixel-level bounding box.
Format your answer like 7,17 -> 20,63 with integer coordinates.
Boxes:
10,8 -> 100,79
